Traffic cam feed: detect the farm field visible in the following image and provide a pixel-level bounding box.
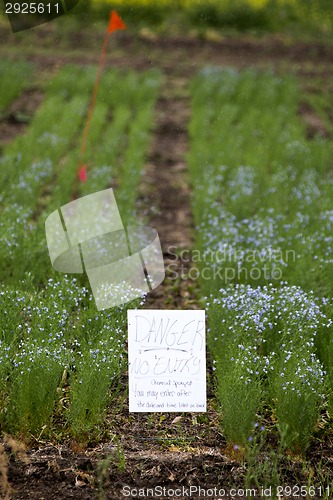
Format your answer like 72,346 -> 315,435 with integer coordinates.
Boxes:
1,11 -> 333,500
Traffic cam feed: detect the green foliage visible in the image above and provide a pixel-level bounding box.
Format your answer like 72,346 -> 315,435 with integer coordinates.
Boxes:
77,0 -> 333,36
0,276 -> 133,437
215,354 -> 262,446
207,285 -> 327,452
189,68 -> 333,453
189,67 -> 333,297
0,60 -> 34,115
5,351 -> 63,435
271,350 -> 321,453
0,64 -> 159,439
68,359 -> 118,439
188,1 -> 272,32
0,65 -> 161,286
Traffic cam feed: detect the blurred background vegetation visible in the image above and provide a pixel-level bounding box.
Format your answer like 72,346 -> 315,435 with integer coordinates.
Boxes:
70,0 -> 333,38
0,0 -> 332,40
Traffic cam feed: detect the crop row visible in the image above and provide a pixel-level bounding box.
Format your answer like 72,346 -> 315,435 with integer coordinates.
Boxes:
188,67 -> 333,452
89,0 -> 333,35
0,63 -> 161,281
0,63 -> 161,439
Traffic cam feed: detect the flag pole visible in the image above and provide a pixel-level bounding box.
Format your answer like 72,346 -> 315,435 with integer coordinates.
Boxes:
77,11 -> 127,182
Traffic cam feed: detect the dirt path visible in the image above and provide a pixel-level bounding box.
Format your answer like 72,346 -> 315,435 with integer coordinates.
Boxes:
145,92 -> 192,251
141,77 -> 199,310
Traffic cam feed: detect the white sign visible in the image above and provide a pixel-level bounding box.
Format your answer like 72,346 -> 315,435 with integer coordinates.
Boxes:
128,309 -> 206,412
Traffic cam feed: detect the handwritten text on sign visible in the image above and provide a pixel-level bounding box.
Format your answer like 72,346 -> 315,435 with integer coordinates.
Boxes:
128,310 -> 206,412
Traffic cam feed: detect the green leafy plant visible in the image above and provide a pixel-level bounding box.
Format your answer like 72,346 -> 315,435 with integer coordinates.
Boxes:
0,60 -> 34,115
0,65 -> 158,439
188,67 -> 333,453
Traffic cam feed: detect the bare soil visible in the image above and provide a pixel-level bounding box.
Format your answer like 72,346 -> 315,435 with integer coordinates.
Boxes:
1,24 -> 333,499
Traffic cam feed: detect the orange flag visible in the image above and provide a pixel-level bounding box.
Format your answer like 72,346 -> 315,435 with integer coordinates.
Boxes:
77,11 -> 126,183
108,10 -> 126,33
78,164 -> 88,182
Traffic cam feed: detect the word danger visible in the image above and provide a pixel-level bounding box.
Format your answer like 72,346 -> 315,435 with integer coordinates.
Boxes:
133,314 -> 204,350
